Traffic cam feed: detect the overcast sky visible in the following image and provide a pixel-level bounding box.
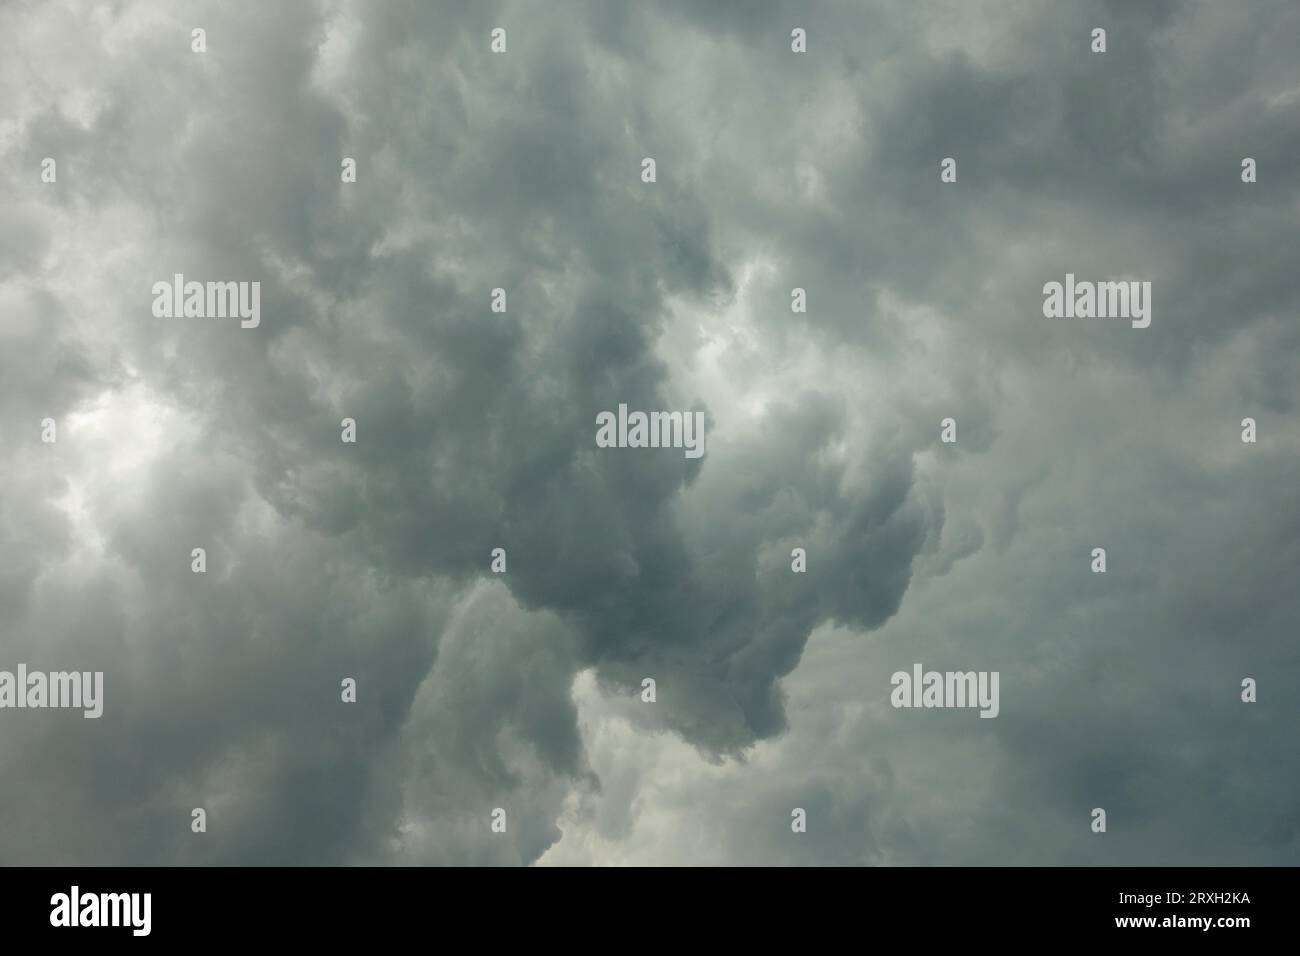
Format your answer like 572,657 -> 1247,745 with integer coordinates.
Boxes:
1,0 -> 1297,866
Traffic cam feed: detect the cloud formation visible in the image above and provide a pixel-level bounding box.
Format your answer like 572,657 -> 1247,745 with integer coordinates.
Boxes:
1,0 -> 1296,865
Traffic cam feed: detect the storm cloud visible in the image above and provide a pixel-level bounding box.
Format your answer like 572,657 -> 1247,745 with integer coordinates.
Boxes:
1,0 -> 1296,865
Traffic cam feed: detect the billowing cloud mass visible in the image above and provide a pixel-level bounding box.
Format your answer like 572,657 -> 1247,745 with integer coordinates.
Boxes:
0,0 -> 1296,866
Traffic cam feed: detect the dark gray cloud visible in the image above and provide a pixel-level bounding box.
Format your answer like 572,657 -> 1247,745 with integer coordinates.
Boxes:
0,0 -> 1296,865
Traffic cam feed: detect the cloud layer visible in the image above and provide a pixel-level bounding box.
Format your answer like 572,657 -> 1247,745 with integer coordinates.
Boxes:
1,0 -> 1296,865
